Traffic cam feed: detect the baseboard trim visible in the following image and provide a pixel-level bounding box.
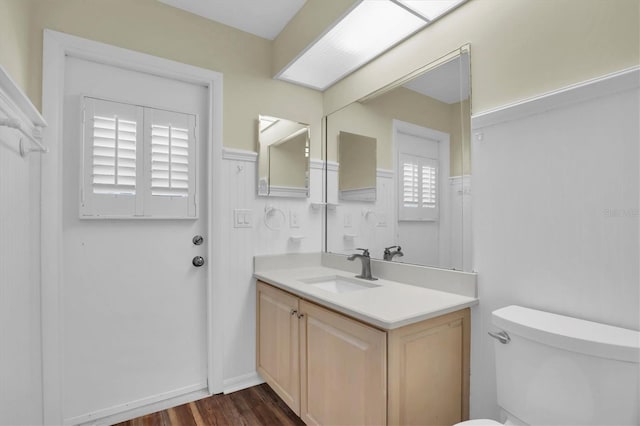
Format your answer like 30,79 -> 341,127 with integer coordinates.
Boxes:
67,383 -> 209,426
223,371 -> 265,394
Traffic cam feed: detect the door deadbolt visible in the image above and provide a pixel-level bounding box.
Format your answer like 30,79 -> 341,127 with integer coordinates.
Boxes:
192,235 -> 204,245
192,256 -> 205,267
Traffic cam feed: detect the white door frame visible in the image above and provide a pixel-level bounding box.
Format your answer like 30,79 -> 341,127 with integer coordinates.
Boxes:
41,29 -> 224,424
392,119 -> 451,267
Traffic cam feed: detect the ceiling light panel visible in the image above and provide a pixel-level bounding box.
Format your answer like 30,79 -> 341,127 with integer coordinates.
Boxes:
397,0 -> 466,21
277,0 -> 427,90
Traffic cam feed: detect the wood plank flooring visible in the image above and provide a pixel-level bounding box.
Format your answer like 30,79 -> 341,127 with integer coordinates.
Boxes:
115,384 -> 304,426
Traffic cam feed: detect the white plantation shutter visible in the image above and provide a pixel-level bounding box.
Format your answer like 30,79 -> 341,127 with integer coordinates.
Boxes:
151,124 -> 190,197
144,107 -> 197,218
81,98 -> 142,217
421,162 -> 437,208
399,153 -> 439,221
81,97 -> 197,218
92,115 -> 137,195
403,160 -> 419,208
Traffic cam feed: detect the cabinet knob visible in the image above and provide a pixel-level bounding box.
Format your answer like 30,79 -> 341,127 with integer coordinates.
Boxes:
297,313 -> 305,319
290,309 -> 298,316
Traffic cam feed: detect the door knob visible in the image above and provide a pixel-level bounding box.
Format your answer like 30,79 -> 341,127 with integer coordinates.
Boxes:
192,256 -> 205,267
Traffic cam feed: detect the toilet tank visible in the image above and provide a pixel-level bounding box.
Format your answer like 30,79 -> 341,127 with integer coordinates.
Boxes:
491,305 -> 639,426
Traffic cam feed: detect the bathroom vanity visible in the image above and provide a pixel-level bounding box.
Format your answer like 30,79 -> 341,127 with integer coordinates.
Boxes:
254,253 -> 477,426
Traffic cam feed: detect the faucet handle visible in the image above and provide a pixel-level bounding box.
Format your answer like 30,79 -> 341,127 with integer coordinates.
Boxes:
355,248 -> 370,257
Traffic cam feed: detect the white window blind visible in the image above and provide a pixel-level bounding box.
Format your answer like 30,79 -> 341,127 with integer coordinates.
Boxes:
421,163 -> 437,208
81,97 -> 197,219
151,124 -> 190,197
92,115 -> 137,195
399,153 -> 439,221
403,161 -> 419,207
144,107 -> 197,218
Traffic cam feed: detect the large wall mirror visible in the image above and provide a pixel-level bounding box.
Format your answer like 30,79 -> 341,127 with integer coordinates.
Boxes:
325,46 -> 472,271
257,115 -> 310,197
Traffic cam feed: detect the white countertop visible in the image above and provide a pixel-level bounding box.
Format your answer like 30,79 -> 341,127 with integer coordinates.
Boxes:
255,265 -> 478,330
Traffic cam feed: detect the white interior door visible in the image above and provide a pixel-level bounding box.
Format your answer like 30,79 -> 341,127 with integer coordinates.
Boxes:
394,121 -> 451,268
61,57 -> 209,422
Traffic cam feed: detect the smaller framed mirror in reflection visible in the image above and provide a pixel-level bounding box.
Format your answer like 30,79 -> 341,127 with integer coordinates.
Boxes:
338,131 -> 377,202
257,115 -> 310,198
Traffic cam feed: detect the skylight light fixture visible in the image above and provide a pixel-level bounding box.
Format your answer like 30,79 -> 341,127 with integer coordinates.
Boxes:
397,0 -> 466,21
277,0 -> 428,91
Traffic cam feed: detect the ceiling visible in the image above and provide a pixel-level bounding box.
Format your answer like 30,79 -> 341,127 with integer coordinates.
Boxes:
403,55 -> 469,104
157,0 -> 307,40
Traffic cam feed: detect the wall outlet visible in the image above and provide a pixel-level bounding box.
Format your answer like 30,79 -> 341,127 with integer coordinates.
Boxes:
233,209 -> 252,228
289,211 -> 300,228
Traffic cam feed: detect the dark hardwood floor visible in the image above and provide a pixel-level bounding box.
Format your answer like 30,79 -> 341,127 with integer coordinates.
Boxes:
115,384 -> 305,426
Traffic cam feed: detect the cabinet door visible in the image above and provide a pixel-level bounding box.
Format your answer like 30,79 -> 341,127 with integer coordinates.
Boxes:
300,300 -> 387,426
256,281 -> 300,415
388,308 -> 470,426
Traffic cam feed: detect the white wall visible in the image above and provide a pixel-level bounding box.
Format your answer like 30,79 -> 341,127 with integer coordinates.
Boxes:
470,71 -> 639,420
220,150 -> 324,390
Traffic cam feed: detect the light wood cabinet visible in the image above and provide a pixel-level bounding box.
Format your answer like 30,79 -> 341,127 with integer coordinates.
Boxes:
300,300 -> 387,426
256,281 -> 301,414
256,280 -> 470,426
388,309 -> 470,425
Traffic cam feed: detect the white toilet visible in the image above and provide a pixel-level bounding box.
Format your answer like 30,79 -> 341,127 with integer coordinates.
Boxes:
458,305 -> 640,426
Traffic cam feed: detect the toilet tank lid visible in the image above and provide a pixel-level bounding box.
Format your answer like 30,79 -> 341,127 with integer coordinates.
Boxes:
492,305 -> 639,363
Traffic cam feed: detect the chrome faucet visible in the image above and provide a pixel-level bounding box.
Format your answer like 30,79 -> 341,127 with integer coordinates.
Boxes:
347,248 -> 377,281
383,245 -> 404,261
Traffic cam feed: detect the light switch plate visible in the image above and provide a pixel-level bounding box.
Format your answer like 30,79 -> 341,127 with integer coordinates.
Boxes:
289,211 -> 300,228
344,213 -> 352,228
377,213 -> 387,227
234,209 -> 252,228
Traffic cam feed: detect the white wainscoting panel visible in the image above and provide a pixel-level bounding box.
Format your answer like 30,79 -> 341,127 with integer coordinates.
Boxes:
469,69 -> 639,420
327,169 -> 396,260
0,67 -> 45,425
220,148 -> 323,390
450,175 -> 472,272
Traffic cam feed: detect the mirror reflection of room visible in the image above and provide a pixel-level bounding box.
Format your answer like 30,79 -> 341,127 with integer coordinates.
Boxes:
326,48 -> 472,271
257,115 -> 310,198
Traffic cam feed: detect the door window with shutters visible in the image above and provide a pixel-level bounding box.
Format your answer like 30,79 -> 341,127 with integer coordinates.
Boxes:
81,97 -> 197,218
399,152 -> 439,221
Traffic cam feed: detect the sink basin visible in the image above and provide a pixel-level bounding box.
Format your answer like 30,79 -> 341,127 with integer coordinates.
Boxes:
299,275 -> 380,294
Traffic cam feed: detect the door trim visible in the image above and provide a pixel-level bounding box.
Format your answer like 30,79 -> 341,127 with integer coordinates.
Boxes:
41,29 -> 224,424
